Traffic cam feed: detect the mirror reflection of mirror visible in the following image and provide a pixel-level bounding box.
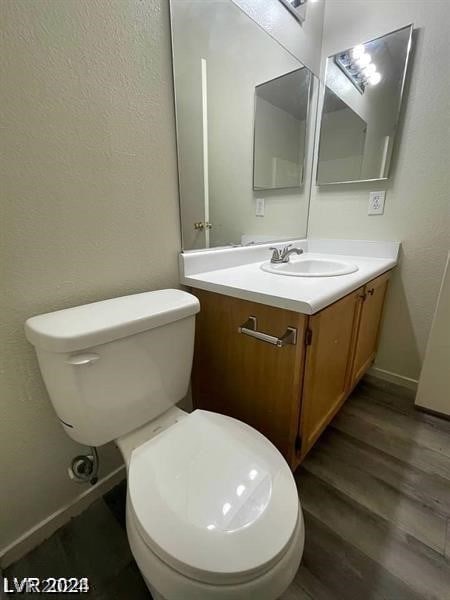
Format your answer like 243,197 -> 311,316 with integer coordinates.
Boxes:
317,24 -> 413,185
170,0 -> 316,251
253,68 -> 311,190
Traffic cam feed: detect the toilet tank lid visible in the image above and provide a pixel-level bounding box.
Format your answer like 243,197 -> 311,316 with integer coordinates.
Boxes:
25,289 -> 200,353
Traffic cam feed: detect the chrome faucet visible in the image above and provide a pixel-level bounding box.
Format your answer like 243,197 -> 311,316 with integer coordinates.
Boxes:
269,244 -> 304,264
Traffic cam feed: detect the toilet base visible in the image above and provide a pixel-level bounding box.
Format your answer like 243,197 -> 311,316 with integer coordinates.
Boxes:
144,579 -> 165,600
126,500 -> 304,600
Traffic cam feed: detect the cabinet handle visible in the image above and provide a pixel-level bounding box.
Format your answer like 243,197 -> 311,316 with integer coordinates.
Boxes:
367,288 -> 375,296
238,316 -> 297,347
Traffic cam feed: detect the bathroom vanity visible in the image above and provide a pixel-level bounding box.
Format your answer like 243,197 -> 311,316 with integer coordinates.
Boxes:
180,240 -> 398,470
170,0 -> 409,471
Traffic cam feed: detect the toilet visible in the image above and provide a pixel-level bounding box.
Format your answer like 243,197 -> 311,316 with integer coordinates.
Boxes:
25,289 -> 304,599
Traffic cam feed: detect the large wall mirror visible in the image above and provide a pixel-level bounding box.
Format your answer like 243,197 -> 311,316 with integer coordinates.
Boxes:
170,0 -> 317,250
317,25 -> 413,185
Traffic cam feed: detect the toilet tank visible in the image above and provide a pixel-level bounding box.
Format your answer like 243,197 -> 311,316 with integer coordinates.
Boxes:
25,290 -> 200,446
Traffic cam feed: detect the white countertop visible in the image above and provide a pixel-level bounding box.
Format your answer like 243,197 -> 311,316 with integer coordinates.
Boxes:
180,239 -> 399,315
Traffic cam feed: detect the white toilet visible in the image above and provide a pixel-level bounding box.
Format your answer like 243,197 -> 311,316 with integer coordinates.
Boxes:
25,289 -> 304,600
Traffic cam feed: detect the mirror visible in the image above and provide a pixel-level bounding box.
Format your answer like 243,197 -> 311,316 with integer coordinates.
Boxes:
253,68 -> 311,190
170,0 -> 316,250
317,25 -> 413,185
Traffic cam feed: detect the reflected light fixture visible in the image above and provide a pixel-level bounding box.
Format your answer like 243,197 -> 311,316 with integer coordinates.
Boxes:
356,52 -> 372,67
363,63 -> 377,76
236,484 -> 246,497
222,502 -> 232,516
335,45 -> 382,93
278,0 -> 311,23
351,45 -> 365,59
369,71 -> 382,85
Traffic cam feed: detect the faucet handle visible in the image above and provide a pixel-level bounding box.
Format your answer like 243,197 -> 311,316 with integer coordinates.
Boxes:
280,244 -> 292,258
269,247 -> 281,260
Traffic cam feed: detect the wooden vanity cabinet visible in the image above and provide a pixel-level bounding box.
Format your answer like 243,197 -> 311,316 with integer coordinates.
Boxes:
349,272 -> 390,388
191,290 -> 308,466
191,271 -> 390,470
298,287 -> 363,459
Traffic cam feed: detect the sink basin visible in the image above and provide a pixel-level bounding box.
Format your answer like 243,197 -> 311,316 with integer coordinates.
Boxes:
261,258 -> 359,277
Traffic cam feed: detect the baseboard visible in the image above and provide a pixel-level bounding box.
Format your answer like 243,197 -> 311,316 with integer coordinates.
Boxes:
367,366 -> 418,391
0,465 -> 126,569
415,403 -> 450,421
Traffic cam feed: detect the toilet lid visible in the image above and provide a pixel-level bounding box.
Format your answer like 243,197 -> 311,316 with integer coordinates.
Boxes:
128,410 -> 299,585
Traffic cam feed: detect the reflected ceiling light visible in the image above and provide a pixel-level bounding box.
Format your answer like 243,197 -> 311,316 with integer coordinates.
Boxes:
335,46 -> 381,94
249,469 -> 258,480
355,52 -> 372,67
222,502 -> 231,516
207,524 -> 216,530
351,44 -> 365,59
369,72 -> 382,85
236,484 -> 246,497
362,63 -> 376,76
278,0 -> 309,23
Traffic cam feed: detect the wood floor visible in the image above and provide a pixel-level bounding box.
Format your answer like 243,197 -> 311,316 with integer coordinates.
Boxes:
3,489 -> 145,599
4,376 -> 450,599
284,375 -> 450,600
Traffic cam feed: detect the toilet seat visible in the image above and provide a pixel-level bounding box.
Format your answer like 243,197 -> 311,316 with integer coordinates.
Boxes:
128,410 -> 299,586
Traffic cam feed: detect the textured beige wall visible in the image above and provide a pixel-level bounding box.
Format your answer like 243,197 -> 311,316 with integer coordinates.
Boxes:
0,0 -> 180,551
309,0 -> 450,381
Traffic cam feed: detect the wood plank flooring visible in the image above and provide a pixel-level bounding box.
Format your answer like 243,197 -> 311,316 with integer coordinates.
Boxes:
3,493 -> 146,599
288,375 -> 450,600
4,376 -> 450,599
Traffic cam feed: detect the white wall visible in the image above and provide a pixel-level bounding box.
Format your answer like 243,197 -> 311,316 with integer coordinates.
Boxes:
415,253 -> 450,415
0,0 -> 180,557
254,97 -> 306,189
317,104 -> 366,182
309,0 -> 450,381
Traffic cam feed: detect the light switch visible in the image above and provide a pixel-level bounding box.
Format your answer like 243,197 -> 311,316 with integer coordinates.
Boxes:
255,198 -> 265,217
368,191 -> 385,215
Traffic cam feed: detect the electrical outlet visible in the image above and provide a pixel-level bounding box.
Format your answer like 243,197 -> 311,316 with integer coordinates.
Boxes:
368,191 -> 385,215
255,198 -> 265,217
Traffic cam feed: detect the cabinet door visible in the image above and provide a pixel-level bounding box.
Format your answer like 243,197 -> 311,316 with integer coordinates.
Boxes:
191,289 -> 307,466
351,272 -> 390,386
299,288 -> 362,459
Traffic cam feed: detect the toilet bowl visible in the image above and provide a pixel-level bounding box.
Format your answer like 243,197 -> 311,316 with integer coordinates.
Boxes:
119,409 -> 304,600
25,289 -> 304,599
127,503 -> 304,600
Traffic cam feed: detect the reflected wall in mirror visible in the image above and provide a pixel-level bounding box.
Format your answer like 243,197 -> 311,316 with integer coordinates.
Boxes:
170,0 -> 316,250
317,25 -> 413,185
254,68 -> 311,190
